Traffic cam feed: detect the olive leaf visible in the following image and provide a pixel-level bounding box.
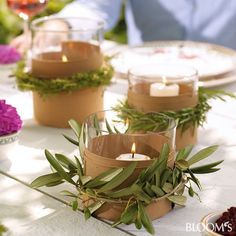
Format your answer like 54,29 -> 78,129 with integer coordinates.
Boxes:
88,201 -> 104,214
190,160 -> 223,174
79,124 -> 86,161
74,155 -> 84,177
84,208 -> 91,220
106,187 -> 134,198
160,169 -> 171,187
55,153 -> 77,171
175,160 -> 189,170
45,150 -> 76,185
167,195 -> 187,206
68,119 -> 81,138
105,118 -> 114,134
151,185 -> 165,197
188,186 -> 194,197
93,114 -> 102,135
143,182 -> 156,198
119,203 -> 137,225
98,162 -> 137,193
133,186 -> 152,204
187,145 -> 218,165
176,145 -> 193,161
85,168 -> 123,188
60,190 -> 78,198
140,158 -> 166,183
186,169 -> 201,190
162,182 -> 173,194
72,200 -> 78,211
138,201 -> 155,235
81,176 -> 92,185
63,134 -> 79,146
46,180 -> 64,187
31,172 -> 63,188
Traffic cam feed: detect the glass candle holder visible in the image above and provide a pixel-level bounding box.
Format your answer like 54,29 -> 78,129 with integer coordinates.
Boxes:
83,110 -> 176,177
82,109 -> 176,221
128,63 -> 198,112
31,16 -> 104,78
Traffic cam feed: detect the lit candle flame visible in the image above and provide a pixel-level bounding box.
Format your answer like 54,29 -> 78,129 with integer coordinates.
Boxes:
131,142 -> 136,159
62,55 -> 68,62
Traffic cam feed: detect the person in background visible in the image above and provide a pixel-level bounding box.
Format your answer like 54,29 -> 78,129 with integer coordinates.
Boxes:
11,0 -> 236,51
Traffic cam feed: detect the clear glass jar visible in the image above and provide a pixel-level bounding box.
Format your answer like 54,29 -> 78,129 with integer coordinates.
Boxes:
30,16 -> 104,78
128,63 -> 198,97
127,63 -> 198,113
83,109 -> 176,158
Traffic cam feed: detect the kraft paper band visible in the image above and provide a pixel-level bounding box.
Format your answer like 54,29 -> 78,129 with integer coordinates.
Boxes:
176,124 -> 197,150
32,41 -> 103,79
95,197 -> 172,221
128,84 -> 198,112
84,133 -> 175,183
33,86 -> 104,128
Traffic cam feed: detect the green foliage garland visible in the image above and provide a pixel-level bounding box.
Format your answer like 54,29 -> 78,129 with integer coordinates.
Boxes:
31,119 -> 223,235
15,60 -> 114,95
113,88 -> 236,132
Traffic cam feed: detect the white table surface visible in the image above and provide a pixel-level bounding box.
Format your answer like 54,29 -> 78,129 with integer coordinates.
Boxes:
1,51 -> 236,236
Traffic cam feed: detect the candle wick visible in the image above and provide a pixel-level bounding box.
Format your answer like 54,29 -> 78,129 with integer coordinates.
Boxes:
132,152 -> 134,159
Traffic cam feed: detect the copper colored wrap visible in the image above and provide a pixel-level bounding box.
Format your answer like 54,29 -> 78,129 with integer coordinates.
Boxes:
32,41 -> 103,79
33,87 -> 104,128
176,124 -> 197,150
95,198 -> 172,221
128,84 -> 198,112
84,133 -> 175,221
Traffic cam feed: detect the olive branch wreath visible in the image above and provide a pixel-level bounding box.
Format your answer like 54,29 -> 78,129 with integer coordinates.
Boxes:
31,119 -> 223,235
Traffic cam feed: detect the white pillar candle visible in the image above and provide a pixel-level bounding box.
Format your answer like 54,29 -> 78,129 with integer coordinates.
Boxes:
115,142 -> 151,161
150,82 -> 179,97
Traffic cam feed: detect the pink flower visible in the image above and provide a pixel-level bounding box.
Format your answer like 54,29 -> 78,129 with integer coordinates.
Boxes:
0,45 -> 21,64
0,100 -> 22,136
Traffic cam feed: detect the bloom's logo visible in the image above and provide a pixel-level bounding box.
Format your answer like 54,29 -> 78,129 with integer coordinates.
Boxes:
186,222 -> 232,233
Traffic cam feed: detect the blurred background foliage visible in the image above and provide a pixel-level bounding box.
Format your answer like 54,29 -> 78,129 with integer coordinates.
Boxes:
0,0 -> 127,44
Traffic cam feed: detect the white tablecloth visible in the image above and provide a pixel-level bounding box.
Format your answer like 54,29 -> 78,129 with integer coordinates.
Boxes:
1,56 -> 236,236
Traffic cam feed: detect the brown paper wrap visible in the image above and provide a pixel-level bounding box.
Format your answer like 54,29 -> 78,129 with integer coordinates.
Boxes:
33,86 -> 104,128
127,83 -> 198,149
176,124 -> 197,150
84,133 -> 175,221
128,84 -> 198,112
32,41 -> 103,78
95,198 -> 172,221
